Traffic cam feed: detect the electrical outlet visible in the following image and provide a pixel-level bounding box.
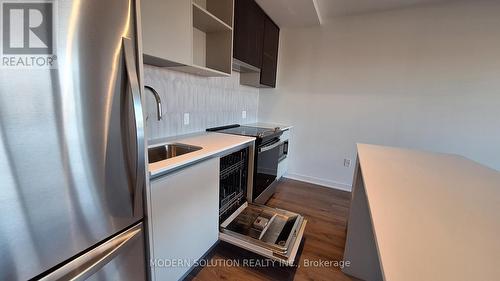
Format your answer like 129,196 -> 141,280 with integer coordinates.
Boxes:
183,113 -> 190,125
242,110 -> 247,119
344,158 -> 351,168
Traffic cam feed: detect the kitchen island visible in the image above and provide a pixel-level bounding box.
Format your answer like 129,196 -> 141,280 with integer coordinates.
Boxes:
343,144 -> 500,281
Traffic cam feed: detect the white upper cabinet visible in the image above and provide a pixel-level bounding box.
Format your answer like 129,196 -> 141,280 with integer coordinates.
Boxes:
141,0 -> 193,66
141,0 -> 234,77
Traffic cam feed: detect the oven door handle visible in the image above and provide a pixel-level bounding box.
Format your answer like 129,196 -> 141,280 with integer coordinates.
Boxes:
259,141 -> 284,153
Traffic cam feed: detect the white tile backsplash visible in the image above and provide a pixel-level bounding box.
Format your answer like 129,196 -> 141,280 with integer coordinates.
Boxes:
143,65 -> 259,140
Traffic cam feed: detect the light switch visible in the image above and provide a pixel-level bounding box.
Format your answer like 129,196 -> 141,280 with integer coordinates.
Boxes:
184,113 -> 190,125
242,110 -> 247,119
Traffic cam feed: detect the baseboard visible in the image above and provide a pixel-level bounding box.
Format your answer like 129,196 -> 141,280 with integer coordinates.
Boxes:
284,173 -> 352,192
179,241 -> 219,281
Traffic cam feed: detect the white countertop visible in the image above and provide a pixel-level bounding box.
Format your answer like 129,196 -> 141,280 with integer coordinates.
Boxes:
244,122 -> 293,131
357,144 -> 500,281
148,132 -> 255,178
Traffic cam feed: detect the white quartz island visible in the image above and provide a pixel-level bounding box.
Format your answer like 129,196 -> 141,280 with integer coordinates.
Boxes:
343,144 -> 500,281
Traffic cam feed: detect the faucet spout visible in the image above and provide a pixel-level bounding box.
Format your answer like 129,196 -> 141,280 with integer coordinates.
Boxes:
144,85 -> 162,121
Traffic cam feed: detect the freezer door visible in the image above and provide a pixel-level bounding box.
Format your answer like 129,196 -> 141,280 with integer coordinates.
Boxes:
0,0 -> 146,280
39,223 -> 146,281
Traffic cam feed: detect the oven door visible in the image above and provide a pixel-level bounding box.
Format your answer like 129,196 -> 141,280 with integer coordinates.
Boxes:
253,139 -> 282,201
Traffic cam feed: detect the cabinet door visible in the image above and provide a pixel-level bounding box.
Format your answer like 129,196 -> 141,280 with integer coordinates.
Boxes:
260,15 -> 279,87
233,0 -> 264,68
142,0 -> 192,65
150,158 -> 219,281
251,1 -> 265,68
233,0 -> 252,65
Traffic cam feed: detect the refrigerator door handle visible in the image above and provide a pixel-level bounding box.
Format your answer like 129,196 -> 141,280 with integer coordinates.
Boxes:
39,223 -> 143,281
122,37 -> 145,216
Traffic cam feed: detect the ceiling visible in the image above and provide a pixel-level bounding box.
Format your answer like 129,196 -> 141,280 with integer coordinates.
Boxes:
315,0 -> 457,18
256,0 -> 461,28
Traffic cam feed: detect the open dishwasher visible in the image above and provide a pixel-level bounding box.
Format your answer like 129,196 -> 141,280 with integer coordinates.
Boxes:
218,147 -> 307,265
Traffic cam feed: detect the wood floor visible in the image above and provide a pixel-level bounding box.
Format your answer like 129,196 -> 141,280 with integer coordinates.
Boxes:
186,178 -> 359,281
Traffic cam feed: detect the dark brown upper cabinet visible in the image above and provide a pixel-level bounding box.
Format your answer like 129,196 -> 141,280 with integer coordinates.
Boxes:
233,0 -> 264,68
260,15 -> 279,87
233,0 -> 279,88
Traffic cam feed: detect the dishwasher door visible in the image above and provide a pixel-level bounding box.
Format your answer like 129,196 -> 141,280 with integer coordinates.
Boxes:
219,202 -> 307,265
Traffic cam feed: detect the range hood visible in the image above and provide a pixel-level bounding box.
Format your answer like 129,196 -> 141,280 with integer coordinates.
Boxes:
232,59 -> 271,88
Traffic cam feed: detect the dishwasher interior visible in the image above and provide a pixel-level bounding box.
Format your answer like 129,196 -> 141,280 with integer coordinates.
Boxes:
219,148 -> 248,221
218,147 -> 307,264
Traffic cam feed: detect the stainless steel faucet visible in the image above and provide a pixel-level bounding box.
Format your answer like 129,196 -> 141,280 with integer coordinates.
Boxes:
144,85 -> 162,121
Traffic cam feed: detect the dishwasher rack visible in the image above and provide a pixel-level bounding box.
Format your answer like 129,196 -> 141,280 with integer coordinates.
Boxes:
219,147 -> 249,221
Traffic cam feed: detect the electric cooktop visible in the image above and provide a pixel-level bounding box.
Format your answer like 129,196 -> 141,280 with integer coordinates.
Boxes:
206,124 -> 282,144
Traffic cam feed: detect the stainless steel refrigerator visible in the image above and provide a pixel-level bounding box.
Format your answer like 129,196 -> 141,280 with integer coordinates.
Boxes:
0,0 -> 147,280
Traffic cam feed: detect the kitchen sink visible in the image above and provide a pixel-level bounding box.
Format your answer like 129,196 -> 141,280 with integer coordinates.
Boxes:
148,143 -> 202,163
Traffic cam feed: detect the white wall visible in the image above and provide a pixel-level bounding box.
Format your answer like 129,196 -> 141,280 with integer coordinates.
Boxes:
259,0 -> 500,190
144,65 -> 259,141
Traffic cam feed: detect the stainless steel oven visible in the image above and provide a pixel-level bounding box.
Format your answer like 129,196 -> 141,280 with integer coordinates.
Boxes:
206,125 -> 286,204
253,138 -> 286,203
